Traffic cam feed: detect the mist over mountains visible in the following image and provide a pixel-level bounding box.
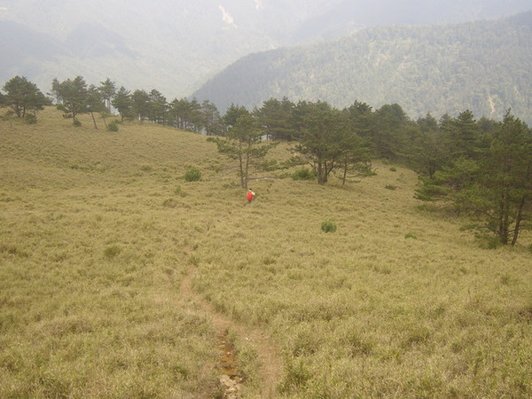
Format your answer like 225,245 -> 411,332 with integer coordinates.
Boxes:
193,12 -> 532,123
1,0 -> 531,114
0,0 -> 338,97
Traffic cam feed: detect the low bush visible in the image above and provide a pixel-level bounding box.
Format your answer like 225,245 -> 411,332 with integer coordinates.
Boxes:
107,120 -> 119,132
104,245 -> 121,258
184,166 -> 201,182
321,220 -> 337,233
292,168 -> 315,181
24,114 -> 37,124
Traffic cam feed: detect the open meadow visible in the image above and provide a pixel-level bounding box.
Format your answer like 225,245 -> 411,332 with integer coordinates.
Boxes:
0,108 -> 530,398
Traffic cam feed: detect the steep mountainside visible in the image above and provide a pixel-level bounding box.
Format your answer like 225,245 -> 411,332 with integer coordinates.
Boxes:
1,0 -> 531,99
193,12 -> 532,123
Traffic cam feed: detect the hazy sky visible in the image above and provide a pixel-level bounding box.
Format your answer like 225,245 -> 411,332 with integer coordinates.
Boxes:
1,0 -> 531,98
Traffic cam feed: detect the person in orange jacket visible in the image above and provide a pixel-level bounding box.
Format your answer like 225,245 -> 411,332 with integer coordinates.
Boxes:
246,188 -> 255,204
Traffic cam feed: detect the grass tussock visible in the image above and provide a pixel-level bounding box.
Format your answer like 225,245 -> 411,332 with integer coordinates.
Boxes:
1,107 -> 531,398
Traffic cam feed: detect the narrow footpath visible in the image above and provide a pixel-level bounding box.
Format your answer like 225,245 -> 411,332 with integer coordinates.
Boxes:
180,268 -> 282,398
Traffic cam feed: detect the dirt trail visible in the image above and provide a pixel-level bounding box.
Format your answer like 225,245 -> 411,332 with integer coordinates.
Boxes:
180,268 -> 282,398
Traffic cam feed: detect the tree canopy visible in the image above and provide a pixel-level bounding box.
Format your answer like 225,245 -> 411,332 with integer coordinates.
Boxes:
209,110 -> 277,188
2,76 -> 48,119
416,110 -> 531,245
52,76 -> 89,125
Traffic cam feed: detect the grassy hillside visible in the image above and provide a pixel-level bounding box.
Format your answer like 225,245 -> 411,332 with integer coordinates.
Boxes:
193,12 -> 532,124
1,109 -> 531,398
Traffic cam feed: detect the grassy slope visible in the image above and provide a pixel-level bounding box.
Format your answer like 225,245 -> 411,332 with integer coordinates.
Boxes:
0,109 -> 226,398
0,108 -> 530,398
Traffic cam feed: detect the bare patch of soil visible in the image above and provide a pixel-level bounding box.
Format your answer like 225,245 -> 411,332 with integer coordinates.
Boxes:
180,268 -> 281,398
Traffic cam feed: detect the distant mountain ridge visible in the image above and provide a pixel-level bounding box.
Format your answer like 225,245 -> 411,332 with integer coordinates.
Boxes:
289,0 -> 532,43
0,0 -> 334,96
193,12 -> 532,123
1,0 -> 531,102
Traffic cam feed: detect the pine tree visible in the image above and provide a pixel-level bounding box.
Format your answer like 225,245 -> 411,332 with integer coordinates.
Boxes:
481,111 -> 531,245
53,76 -> 88,125
148,89 -> 167,124
200,100 -> 223,136
131,89 -> 150,121
112,86 -> 132,121
294,101 -> 345,184
209,111 -> 276,188
86,85 -> 106,129
2,76 -> 48,118
257,97 -> 295,141
99,78 -> 116,113
416,111 -> 531,245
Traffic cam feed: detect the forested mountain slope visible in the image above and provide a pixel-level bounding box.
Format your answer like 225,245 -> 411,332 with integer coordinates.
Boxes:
1,0 -> 530,99
193,12 -> 532,123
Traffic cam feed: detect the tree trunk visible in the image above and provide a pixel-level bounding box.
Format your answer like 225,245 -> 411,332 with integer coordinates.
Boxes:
498,189 -> 510,245
325,160 -> 335,180
317,161 -> 326,185
511,194 -> 526,246
14,104 -> 21,117
238,141 -> 245,188
244,144 -> 251,189
90,112 -> 98,129
342,161 -> 348,186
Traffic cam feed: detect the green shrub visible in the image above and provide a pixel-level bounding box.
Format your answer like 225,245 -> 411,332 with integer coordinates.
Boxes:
184,166 -> 201,182
24,114 -> 37,124
73,118 -> 82,127
107,120 -> 119,132
321,220 -> 337,233
385,184 -> 397,190
104,245 -> 121,259
262,256 -> 276,265
292,168 -> 315,181
415,183 -> 448,201
478,235 -> 501,249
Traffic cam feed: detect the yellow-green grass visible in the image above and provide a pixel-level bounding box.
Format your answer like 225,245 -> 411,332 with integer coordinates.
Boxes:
1,108 -> 531,398
0,109 -> 226,398
194,169 -> 531,398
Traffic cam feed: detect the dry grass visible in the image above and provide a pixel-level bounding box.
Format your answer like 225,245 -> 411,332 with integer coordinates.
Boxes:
1,108 -> 531,398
